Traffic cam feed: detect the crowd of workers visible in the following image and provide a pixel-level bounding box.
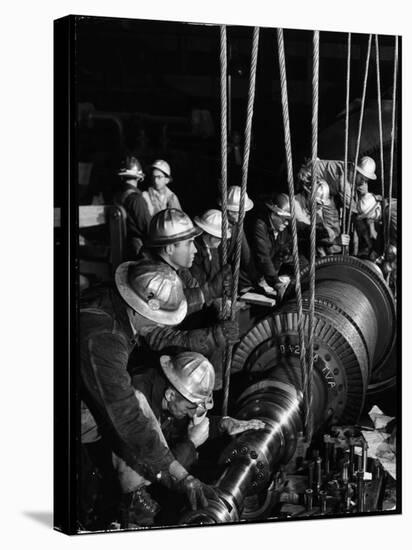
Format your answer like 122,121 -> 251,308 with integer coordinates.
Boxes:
79,153 -> 396,530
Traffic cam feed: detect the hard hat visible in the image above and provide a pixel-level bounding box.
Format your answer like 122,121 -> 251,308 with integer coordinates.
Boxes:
151,159 -> 172,178
115,260 -> 187,325
314,180 -> 331,206
265,192 -> 292,218
145,208 -> 202,248
356,156 -> 377,181
193,209 -> 232,239
160,352 -> 215,408
118,156 -> 145,180
221,186 -> 254,212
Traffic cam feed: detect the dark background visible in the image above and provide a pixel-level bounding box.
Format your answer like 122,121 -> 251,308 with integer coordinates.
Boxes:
75,15 -> 399,216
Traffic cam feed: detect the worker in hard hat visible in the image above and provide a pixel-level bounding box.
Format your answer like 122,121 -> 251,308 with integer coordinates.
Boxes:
298,155 -> 378,208
117,351 -> 264,525
80,261 -> 220,530
140,208 -> 234,316
141,159 -> 182,218
190,209 -> 232,292
295,177 -> 346,256
135,208 -> 238,387
251,193 -> 299,299
115,156 -> 151,256
218,185 -> 261,292
354,180 -> 382,258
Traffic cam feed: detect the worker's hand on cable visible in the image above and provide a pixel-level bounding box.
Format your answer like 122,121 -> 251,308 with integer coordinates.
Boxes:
177,474 -> 218,510
187,416 -> 210,448
338,233 -> 350,246
219,319 -> 240,344
220,416 -> 266,436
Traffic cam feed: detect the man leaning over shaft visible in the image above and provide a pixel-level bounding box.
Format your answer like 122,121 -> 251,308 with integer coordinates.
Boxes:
80,261 -> 219,528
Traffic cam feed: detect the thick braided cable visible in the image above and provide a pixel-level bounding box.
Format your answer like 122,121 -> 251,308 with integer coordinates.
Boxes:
306,30 -> 319,443
375,35 -> 385,201
220,25 -> 230,318
348,34 -> 372,230
222,27 -> 260,416
342,33 -> 351,244
277,28 -> 308,425
386,35 -> 398,255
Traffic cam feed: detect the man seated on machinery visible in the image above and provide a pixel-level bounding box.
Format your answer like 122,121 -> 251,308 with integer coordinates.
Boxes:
218,185 -> 261,293
250,193 -> 303,300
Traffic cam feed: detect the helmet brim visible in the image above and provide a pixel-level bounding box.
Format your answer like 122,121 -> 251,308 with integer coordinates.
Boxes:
115,261 -> 187,326
193,218 -> 232,239
160,357 -> 214,406
145,226 -> 202,248
222,197 -> 254,212
356,166 -> 377,180
118,170 -> 144,179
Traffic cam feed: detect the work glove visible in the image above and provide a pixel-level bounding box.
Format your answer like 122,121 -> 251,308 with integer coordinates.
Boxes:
272,275 -> 291,301
220,416 -> 266,436
177,474 -> 219,510
338,233 -> 350,246
187,416 -> 210,448
214,319 -> 239,346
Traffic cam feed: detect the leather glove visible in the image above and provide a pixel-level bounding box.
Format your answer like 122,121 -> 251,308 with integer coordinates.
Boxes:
187,416 -> 210,448
177,475 -> 219,510
214,319 -> 239,346
220,416 -> 266,435
337,233 -> 350,246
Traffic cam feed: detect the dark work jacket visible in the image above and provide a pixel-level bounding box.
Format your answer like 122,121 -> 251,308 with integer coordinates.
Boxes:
251,211 -> 294,285
131,369 -> 223,470
80,285 -> 175,483
115,183 -> 151,258
122,250 -> 227,357
190,236 -> 221,287
227,221 -> 260,289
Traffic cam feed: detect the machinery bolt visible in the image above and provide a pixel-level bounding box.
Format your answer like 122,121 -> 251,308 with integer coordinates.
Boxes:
357,470 -> 365,512
241,446 -> 249,455
256,472 -> 264,481
319,490 -> 328,513
250,450 -> 258,459
256,461 -> 264,469
304,489 -> 313,512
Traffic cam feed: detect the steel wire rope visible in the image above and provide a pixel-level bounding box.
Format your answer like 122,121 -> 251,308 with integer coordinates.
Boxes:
306,30 -> 320,442
220,25 -> 230,319
347,34 -> 373,232
386,35 -> 398,257
342,33 -> 351,250
375,35 -> 385,202
276,28 -> 309,435
222,27 -> 260,416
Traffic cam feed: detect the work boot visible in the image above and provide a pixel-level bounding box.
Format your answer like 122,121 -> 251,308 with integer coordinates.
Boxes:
119,487 -> 160,528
